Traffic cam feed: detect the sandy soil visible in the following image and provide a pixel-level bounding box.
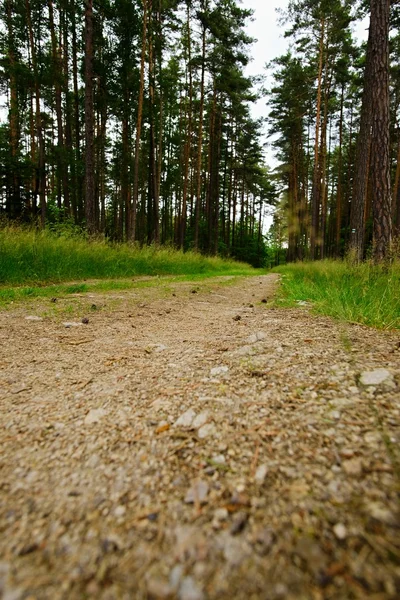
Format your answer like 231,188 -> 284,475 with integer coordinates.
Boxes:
0,274 -> 399,600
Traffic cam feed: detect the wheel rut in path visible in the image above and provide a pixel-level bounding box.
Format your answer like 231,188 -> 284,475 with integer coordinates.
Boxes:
0,274 -> 399,599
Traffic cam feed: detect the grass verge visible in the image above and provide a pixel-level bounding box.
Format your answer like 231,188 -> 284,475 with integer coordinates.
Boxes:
0,226 -> 256,302
273,260 -> 400,330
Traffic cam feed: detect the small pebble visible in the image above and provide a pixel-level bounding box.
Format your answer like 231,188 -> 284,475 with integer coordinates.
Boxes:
115,505 -> 126,517
333,523 -> 347,540
254,464 -> 268,484
210,366 -> 229,377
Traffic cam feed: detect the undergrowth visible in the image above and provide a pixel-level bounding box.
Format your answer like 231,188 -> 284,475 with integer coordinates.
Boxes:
0,225 -> 255,287
274,259 -> 400,330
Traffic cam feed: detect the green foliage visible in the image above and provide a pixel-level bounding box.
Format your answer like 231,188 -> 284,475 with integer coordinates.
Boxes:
229,229 -> 268,268
274,260 -> 400,330
0,224 -> 255,286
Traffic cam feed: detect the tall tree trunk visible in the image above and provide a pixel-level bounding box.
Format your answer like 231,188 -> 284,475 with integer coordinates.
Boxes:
194,2 -> 206,251
349,20 -> 375,261
335,84 -> 344,256
147,4 -> 160,244
206,85 -> 217,253
156,0 -> 164,235
26,0 -> 46,226
310,17 -> 325,260
179,1 -> 193,249
319,70 -> 331,260
132,0 -> 148,241
6,0 -> 21,219
49,0 -> 69,214
84,0 -> 96,234
122,93 -> 130,239
226,128 -> 234,250
71,0 -> 83,221
63,9 -> 76,220
370,0 -> 392,261
29,84 -> 37,215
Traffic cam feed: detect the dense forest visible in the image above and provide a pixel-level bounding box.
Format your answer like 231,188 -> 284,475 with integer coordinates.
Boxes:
0,0 -> 399,263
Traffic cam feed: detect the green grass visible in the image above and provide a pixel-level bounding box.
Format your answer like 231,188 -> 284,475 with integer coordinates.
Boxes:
273,259 -> 400,330
0,225 -> 256,305
0,225 -> 255,284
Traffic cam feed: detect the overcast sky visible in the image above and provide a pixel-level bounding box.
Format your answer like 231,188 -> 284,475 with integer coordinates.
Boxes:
243,0 -> 288,81
242,0 -> 288,168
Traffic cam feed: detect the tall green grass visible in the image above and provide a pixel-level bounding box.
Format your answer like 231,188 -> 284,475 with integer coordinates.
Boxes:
0,225 -> 255,286
274,260 -> 400,330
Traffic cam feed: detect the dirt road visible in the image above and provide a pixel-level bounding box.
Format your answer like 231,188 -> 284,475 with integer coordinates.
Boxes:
0,274 -> 399,599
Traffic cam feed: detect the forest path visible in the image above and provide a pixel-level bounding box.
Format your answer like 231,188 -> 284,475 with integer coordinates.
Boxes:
0,274 -> 399,600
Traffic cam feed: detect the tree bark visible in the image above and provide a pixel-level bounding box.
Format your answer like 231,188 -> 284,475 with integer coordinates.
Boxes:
179,1 -> 193,249
349,17 -> 374,261
335,84 -> 344,256
49,0 -> 69,214
84,0 -> 96,234
370,0 -> 392,261
132,0 -> 148,242
6,0 -> 21,219
26,0 -> 46,227
310,17 -> 325,260
194,1 -> 206,251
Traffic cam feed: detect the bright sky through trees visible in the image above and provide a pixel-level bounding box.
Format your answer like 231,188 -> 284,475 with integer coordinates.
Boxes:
243,0 -> 369,169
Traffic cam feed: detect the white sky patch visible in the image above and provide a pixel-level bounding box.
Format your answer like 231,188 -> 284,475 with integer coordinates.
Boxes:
242,0 -> 288,170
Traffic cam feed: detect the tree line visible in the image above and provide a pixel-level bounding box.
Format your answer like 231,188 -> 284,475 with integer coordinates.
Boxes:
1,0 -> 275,265
1,0 -> 398,265
268,0 -> 399,262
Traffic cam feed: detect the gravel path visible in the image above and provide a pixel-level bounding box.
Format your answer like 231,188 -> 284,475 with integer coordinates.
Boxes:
0,274 -> 399,600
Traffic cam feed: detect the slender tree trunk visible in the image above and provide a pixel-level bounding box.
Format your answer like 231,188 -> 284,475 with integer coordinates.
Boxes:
26,0 -> 46,227
335,84 -> 344,256
207,85 -> 217,253
122,94 -> 130,239
6,0 -> 21,219
370,0 -> 392,261
156,0 -> 164,233
212,106 -> 222,254
84,0 -> 96,234
349,19 -> 375,260
147,4 -> 160,244
319,71 -> 331,260
310,17 -> 325,260
132,0 -> 148,241
63,10 -> 76,220
180,1 -> 193,249
226,130 -> 234,250
29,84 -> 37,215
71,0 -> 83,221
194,3 -> 206,250
49,0 -> 70,214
